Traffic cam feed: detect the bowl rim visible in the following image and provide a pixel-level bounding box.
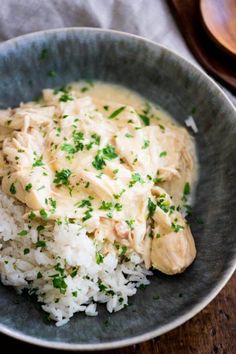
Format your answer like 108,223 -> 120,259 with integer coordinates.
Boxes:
0,26 -> 235,351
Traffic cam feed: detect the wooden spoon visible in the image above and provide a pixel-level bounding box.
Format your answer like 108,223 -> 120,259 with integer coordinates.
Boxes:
200,0 -> 236,57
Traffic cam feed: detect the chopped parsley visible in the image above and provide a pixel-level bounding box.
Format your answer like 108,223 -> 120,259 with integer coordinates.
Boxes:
23,248 -> 30,255
171,222 -> 184,233
36,240 -> 46,248
32,154 -> 44,167
86,133 -> 101,150
114,203 -> 123,211
59,93 -> 74,102
53,276 -> 67,294
102,145 -> 118,160
78,196 -> 93,208
92,145 -> 117,170
125,133 -> 133,138
159,124 -> 165,132
72,130 -> 84,143
49,197 -> 57,212
139,114 -> 150,126
28,211 -> 36,220
108,106 -> 125,119
129,172 -> 144,187
184,182 -> 190,196
91,133 -> 101,145
113,189 -> 126,200
159,151 -> 167,157
125,219 -> 135,230
120,245 -> 127,256
82,209 -> 93,222
156,194 -> 171,213
70,268 -> 78,278
53,169 -> 71,186
142,140 -> 150,149
147,198 -> 156,217
72,291 -> 78,297
96,251 -> 104,264
37,271 -> 43,279
138,284 -> 147,290
39,209 -> 48,219
153,177 -> 163,183
25,183 -> 32,192
61,143 -> 77,154
55,263 -> 64,276
99,201 -> 113,211
92,152 -> 106,170
18,230 -> 28,236
97,279 -> 114,296
37,225 -> 45,233
9,183 -> 16,195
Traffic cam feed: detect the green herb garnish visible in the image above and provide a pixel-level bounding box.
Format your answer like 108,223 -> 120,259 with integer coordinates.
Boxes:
139,114 -> 150,126
33,155 -> 44,167
53,277 -> 67,294
39,209 -> 48,219
129,173 -> 144,187
36,240 -> 46,248
53,169 -> 71,186
125,219 -> 135,230
99,201 -> 113,211
147,198 -> 156,217
25,183 -> 32,192
10,183 -> 16,194
159,151 -> 167,157
142,140 -> 150,149
108,106 -> 125,119
96,251 -> 104,264
18,230 -> 28,236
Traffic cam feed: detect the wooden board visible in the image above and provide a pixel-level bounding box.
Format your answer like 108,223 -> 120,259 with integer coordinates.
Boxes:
0,273 -> 235,353
169,0 -> 236,93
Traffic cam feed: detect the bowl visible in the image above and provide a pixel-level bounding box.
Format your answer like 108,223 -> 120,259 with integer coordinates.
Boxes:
0,28 -> 235,351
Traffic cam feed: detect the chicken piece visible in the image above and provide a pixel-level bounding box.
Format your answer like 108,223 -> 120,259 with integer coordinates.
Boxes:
3,130 -> 44,171
1,129 -> 52,210
0,106 -> 54,130
115,221 -> 130,239
0,125 -> 12,143
115,126 -> 161,175
2,168 -> 52,210
95,217 -> 116,243
43,89 -> 96,119
150,186 -> 196,274
150,227 -> 196,275
72,169 -> 119,200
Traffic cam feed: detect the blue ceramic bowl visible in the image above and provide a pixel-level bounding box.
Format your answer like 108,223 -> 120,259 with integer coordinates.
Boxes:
0,28 -> 235,351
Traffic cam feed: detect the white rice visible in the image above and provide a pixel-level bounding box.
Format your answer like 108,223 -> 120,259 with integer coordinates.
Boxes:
0,189 -> 152,326
185,116 -> 198,134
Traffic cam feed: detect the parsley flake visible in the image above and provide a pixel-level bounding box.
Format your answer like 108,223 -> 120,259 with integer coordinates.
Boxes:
109,106 -> 125,119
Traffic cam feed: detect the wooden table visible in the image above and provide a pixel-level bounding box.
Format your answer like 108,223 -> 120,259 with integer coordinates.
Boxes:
1,273 -> 235,354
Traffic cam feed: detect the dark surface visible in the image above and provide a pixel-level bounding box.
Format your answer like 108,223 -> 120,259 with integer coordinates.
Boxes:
0,28 -> 235,350
169,0 -> 236,93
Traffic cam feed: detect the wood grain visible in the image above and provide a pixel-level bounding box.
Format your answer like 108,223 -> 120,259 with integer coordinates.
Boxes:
169,0 -> 236,93
0,273 -> 235,354
200,0 -> 236,56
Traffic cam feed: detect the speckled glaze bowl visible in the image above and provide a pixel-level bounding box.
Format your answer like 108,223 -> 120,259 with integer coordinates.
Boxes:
0,28 -> 235,351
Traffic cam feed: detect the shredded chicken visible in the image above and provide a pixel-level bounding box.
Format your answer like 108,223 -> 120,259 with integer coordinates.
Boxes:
0,81 -> 197,275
